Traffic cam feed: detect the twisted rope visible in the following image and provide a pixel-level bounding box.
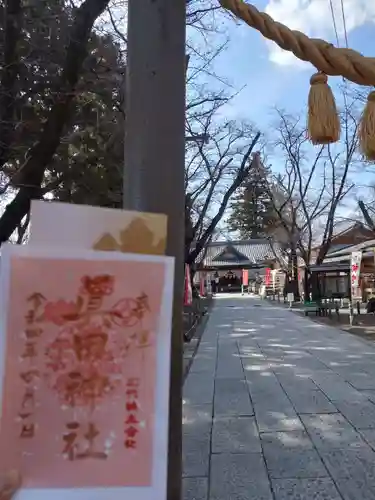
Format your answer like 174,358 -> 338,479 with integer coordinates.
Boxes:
220,0 -> 375,86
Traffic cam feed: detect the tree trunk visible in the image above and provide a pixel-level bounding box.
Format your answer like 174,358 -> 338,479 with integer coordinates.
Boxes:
311,271 -> 321,301
303,267 -> 310,301
315,241 -> 330,265
285,246 -> 300,300
291,248 -> 300,300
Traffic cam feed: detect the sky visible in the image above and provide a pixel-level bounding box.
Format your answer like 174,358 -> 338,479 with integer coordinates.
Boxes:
215,0 -> 375,127
204,0 -> 375,219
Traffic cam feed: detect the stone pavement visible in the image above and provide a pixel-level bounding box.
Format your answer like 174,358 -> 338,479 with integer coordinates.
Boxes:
183,294 -> 375,500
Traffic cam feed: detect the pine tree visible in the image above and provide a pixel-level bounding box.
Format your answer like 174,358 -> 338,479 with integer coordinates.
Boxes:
227,161 -> 275,238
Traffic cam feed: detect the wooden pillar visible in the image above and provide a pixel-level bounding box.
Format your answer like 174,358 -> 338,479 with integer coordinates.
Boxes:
123,2 -> 186,499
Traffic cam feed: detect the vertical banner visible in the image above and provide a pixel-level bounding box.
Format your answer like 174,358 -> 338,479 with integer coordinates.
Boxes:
184,264 -> 193,306
265,268 -> 271,286
242,269 -> 249,286
351,251 -> 362,297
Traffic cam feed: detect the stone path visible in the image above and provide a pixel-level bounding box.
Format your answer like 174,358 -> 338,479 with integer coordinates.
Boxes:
183,294 -> 375,500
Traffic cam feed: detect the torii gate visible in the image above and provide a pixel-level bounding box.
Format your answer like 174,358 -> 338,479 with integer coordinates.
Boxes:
221,0 -> 375,160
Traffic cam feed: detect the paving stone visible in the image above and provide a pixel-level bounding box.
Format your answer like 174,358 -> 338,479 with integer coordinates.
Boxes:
359,429 -> 375,451
260,431 -> 314,451
183,414 -> 211,478
320,448 -> 375,480
263,448 -> 329,479
252,394 -> 296,416
344,374 -> 375,391
312,377 -> 371,402
335,476 -> 375,500
255,408 -> 304,432
307,428 -> 367,450
333,400 -> 375,429
277,375 -> 319,393
300,412 -> 353,432
216,340 -> 240,359
252,392 -> 293,412
237,344 -> 263,356
242,361 -> 272,375
247,375 -> 291,408
287,390 -> 338,414
215,357 -> 244,379
214,378 -> 253,417
184,373 -> 215,405
360,390 -> 375,405
272,478 -> 342,500
183,477 -> 208,500
245,371 -> 281,389
189,357 -> 216,374
183,430 -> 210,477
183,404 -> 213,426
212,416 -> 261,453
210,453 -> 272,500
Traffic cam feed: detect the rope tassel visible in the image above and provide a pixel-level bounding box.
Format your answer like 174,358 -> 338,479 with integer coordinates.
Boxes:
307,72 -> 340,145
359,91 -> 375,161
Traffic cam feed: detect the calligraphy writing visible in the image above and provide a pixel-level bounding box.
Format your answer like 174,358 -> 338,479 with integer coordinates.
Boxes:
19,295 -> 44,439
124,378 -> 140,449
62,422 -> 107,461
351,253 -> 362,291
21,276 -> 153,463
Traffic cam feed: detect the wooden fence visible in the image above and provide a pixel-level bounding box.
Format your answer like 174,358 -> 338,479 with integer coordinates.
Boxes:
183,296 -> 213,342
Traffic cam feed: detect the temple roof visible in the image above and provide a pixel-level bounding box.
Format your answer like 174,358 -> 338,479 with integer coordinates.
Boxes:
197,239 -> 284,268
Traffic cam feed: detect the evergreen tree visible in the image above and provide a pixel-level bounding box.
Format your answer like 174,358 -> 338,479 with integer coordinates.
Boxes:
227,161 -> 275,238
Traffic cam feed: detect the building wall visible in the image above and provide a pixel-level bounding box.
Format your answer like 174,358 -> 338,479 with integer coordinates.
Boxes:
361,256 -> 375,300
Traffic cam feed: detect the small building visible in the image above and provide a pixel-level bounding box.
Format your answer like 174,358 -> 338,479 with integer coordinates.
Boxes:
196,239 -> 284,293
324,239 -> 375,300
307,221 -> 374,265
296,222 -> 375,300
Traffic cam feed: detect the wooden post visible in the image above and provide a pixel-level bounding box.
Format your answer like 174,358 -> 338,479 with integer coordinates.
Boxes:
123,2 -> 186,499
349,302 -> 354,326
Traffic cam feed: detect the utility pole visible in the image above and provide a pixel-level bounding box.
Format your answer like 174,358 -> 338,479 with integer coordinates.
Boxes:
123,2 -> 186,500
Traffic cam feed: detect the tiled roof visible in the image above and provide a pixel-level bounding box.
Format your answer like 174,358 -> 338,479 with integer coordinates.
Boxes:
326,243 -> 352,255
198,239 -> 284,268
324,238 -> 375,262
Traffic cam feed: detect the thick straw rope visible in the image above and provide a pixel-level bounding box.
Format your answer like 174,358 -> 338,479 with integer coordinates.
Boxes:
220,0 -> 375,86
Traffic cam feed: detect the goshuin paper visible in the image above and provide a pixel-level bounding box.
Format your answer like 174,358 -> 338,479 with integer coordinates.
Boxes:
0,245 -> 173,500
29,201 -> 167,255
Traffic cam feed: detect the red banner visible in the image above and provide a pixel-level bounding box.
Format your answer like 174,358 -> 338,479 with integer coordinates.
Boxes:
184,264 -> 193,306
265,268 -> 271,286
242,269 -> 249,286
